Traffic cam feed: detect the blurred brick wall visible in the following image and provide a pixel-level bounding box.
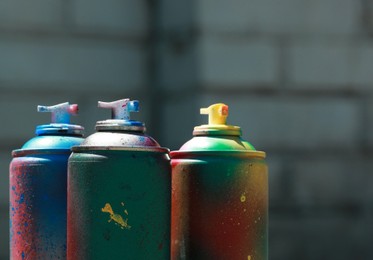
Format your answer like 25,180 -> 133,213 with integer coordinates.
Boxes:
1,0 -> 373,259
157,0 -> 373,259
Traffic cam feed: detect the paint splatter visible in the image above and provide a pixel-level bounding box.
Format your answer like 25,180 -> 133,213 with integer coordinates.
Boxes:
240,193 -> 246,202
18,194 -> 24,204
101,203 -> 131,230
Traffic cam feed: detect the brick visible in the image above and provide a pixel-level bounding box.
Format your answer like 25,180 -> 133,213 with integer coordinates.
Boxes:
72,0 -> 148,36
292,157 -> 369,206
197,0 -> 303,33
197,0 -> 359,35
249,0 -> 310,34
270,215 -> 371,260
159,96 -> 200,150
199,37 -> 278,88
158,40 -> 199,90
159,0 -> 195,31
302,0 -> 360,35
0,0 -> 64,29
351,44 -> 373,88
200,95 -> 360,150
0,38 -> 146,91
289,40 -> 352,88
197,0 -> 256,32
363,0 -> 373,34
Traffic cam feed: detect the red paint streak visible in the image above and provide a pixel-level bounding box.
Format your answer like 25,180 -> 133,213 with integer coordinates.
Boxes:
10,165 -> 37,260
171,160 -> 267,259
220,105 -> 229,116
69,104 -> 79,115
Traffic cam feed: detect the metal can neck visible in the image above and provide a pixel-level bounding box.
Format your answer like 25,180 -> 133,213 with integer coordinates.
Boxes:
95,119 -> 145,132
193,125 -> 241,136
36,124 -> 84,136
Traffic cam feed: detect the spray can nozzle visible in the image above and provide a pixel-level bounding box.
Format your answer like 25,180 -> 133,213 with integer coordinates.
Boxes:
36,102 -> 83,136
37,102 -> 79,124
200,103 -> 229,125
194,103 -> 240,136
96,98 -> 144,132
98,99 -> 139,120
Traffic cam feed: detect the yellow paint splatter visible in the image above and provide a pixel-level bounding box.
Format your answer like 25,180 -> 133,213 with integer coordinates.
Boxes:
240,193 -> 246,202
102,203 -> 131,230
248,256 -> 251,260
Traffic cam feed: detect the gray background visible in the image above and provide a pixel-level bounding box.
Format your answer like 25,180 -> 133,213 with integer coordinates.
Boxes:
1,0 -> 373,259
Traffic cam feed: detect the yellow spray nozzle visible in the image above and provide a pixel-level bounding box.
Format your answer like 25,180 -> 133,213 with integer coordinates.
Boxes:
200,103 -> 229,125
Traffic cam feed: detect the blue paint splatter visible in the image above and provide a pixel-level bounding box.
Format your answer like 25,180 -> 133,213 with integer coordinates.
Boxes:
22,251 -> 25,259
18,194 -> 24,204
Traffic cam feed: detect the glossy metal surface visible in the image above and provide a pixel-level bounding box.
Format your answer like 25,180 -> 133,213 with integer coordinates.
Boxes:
68,149 -> 170,259
171,151 -> 267,260
68,126 -> 171,259
10,135 -> 84,259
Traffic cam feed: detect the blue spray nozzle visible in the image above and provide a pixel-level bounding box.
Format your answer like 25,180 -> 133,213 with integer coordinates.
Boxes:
37,102 -> 79,124
98,99 -> 139,120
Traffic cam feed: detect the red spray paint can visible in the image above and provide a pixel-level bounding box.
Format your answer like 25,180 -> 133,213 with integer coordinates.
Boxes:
10,102 -> 84,259
171,103 -> 268,259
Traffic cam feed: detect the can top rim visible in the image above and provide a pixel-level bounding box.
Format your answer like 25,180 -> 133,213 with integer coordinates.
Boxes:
12,148 -> 72,157
170,150 -> 266,159
71,146 -> 170,153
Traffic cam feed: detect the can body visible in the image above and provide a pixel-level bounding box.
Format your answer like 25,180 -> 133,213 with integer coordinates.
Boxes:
67,149 -> 171,259
10,151 -> 72,259
171,152 -> 268,260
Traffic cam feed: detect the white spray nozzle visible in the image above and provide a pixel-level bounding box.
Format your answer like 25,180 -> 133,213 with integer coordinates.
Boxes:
98,99 -> 139,120
37,102 -> 79,124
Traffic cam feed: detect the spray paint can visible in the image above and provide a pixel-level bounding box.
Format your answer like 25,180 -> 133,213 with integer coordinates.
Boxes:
10,102 -> 84,259
67,98 -> 171,259
171,103 -> 268,260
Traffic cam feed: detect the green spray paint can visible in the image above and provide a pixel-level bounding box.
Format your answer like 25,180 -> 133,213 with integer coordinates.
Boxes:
171,103 -> 268,260
67,99 -> 171,259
